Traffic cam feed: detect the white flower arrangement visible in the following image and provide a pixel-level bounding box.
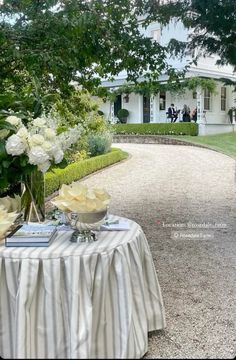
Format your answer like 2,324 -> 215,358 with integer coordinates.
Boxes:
5,115 -> 82,173
51,183 -> 111,213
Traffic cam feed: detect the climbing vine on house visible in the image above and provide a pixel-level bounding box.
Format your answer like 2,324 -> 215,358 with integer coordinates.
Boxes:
95,77 -> 218,101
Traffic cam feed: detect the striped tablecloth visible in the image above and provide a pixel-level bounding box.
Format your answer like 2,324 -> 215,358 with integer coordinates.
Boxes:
0,216 -> 165,359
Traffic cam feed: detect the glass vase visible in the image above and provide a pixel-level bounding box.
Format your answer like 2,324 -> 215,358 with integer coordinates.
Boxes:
21,169 -> 45,222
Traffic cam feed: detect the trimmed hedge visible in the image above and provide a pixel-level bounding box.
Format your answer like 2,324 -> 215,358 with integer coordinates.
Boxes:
45,148 -> 128,197
112,122 -> 198,136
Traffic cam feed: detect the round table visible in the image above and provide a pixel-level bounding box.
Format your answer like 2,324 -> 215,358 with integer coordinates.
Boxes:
0,216 -> 166,359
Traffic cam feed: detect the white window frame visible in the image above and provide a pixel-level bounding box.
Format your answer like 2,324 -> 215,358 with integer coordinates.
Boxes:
221,87 -> 227,111
151,29 -> 161,43
204,89 -> 212,111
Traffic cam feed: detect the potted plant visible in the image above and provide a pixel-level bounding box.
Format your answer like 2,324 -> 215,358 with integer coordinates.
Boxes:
117,108 -> 129,123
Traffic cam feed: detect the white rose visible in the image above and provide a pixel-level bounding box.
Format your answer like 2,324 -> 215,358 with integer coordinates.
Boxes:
6,116 -> 22,127
41,140 -> 53,152
44,128 -> 56,140
5,134 -> 26,155
17,127 -> 28,139
28,146 -> 50,165
37,161 -> 51,173
16,127 -> 29,146
54,149 -> 64,164
30,134 -> 45,146
33,117 -> 46,127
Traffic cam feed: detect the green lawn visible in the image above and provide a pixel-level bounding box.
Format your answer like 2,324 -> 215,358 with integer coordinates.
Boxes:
174,132 -> 236,158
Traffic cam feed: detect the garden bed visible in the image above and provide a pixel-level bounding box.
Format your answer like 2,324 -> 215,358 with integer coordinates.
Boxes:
45,147 -> 128,197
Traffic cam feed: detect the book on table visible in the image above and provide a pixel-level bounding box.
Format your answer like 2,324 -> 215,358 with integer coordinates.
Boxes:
5,223 -> 58,247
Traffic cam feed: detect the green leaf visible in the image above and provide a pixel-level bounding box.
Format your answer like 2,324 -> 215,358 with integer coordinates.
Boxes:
2,160 -> 11,168
0,177 -> 8,190
20,156 -> 28,167
56,158 -> 68,169
0,140 -> 7,158
0,120 -> 16,132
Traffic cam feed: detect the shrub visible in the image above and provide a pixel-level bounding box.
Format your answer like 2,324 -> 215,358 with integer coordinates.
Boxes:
64,149 -> 88,164
112,122 -> 198,136
117,109 -> 129,123
45,148 -> 128,197
87,132 -> 113,156
87,114 -> 110,133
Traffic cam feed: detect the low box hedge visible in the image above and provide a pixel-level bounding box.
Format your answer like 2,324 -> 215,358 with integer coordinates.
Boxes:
112,122 -> 198,136
45,147 -> 128,197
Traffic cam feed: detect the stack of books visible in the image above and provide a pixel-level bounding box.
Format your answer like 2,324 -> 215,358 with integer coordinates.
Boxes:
5,223 -> 57,247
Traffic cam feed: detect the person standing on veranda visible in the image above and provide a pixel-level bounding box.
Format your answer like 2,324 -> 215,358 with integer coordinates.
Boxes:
167,103 -> 178,122
182,104 -> 191,122
191,107 -> 197,122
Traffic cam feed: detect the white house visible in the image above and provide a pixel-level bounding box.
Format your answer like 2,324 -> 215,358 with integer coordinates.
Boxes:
99,19 -> 236,135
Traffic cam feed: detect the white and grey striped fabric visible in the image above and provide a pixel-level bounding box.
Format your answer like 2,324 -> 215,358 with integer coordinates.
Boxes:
0,216 -> 166,359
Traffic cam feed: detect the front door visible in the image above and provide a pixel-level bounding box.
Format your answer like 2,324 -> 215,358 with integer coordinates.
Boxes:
143,96 -> 150,123
114,95 -> 122,117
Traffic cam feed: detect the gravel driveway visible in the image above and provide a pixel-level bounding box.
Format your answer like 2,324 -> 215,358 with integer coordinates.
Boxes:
80,143 -> 236,359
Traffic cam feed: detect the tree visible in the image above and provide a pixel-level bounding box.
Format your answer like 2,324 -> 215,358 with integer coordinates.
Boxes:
0,0 -> 178,94
145,0 -> 236,70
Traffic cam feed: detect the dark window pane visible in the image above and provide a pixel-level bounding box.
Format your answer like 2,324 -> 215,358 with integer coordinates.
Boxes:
159,92 -> 166,110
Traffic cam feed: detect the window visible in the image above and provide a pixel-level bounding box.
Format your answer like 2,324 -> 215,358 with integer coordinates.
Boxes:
159,92 -> 166,110
221,87 -> 226,111
151,29 -> 161,43
204,89 -> 211,111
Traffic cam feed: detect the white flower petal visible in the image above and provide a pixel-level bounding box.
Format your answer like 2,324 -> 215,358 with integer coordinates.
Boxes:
6,116 -> 22,127
33,118 -> 46,127
28,146 -> 50,165
5,134 -> 26,155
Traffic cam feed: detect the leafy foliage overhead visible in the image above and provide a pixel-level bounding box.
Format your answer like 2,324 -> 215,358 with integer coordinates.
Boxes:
0,0 -> 178,92
145,0 -> 236,70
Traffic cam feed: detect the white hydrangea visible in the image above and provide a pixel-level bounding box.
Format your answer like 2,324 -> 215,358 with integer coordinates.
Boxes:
44,128 -> 56,140
37,160 -> 51,173
58,125 -> 82,150
33,117 -> 46,127
6,116 -> 22,127
28,146 -> 50,165
54,149 -> 64,164
5,114 -> 81,174
5,134 -> 26,155
45,142 -> 60,158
